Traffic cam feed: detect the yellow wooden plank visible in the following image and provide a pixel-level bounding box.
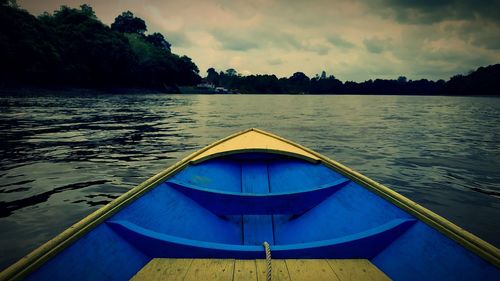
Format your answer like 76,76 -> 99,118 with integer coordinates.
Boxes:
256,259 -> 291,281
286,259 -> 340,281
183,259 -> 234,281
234,260 -> 257,281
191,129 -> 320,163
129,259 -> 391,281
327,259 -> 391,281
130,258 -> 192,281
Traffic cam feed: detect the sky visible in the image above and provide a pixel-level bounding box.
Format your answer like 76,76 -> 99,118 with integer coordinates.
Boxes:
18,0 -> 500,82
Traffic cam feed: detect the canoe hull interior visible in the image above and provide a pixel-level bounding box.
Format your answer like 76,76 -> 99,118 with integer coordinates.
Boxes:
23,152 -> 499,281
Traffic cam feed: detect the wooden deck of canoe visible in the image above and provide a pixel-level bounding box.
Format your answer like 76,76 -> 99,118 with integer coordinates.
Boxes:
130,258 -> 390,281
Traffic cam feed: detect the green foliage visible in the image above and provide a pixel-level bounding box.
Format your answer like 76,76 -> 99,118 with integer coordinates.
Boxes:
443,64 -> 500,95
0,3 -> 59,85
225,68 -> 238,76
205,65 -> 500,95
174,55 -> 200,85
125,33 -> 200,87
39,5 -> 136,86
0,4 -> 200,89
145,33 -> 171,52
206,68 -> 219,86
111,11 -> 146,34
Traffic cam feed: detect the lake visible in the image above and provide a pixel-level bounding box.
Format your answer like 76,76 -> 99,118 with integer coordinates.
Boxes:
0,93 -> 499,270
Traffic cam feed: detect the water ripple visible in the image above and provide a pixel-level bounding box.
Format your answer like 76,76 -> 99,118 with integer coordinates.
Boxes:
0,180 -> 110,218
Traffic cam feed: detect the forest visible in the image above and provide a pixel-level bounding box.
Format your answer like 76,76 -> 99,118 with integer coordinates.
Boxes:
0,1 -> 200,90
0,1 -> 498,95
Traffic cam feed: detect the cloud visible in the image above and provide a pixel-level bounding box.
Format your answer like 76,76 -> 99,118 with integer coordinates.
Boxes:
303,43 -> 331,55
368,0 -> 500,25
363,37 -> 391,53
312,46 -> 330,55
443,20 -> 500,50
327,35 -> 355,49
216,36 -> 261,51
267,58 -> 284,65
210,27 -> 325,54
17,0 -> 500,81
164,31 -> 192,48
209,29 -> 263,51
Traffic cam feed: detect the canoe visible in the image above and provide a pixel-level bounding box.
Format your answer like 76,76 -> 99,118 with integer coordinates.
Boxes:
1,128 -> 499,280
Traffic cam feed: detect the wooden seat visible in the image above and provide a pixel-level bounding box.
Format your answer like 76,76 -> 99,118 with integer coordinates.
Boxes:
130,258 -> 391,281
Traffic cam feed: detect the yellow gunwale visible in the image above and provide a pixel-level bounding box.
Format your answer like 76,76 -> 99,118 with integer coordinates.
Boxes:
190,129 -> 320,164
1,128 -> 498,280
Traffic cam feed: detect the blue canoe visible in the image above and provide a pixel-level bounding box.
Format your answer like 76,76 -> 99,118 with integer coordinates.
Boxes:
1,128 -> 499,280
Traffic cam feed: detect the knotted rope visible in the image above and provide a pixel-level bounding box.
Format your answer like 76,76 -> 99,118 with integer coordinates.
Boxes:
262,241 -> 272,281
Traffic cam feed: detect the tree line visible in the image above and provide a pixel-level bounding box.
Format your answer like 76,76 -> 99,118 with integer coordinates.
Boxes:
0,1 -> 200,90
205,65 -> 499,95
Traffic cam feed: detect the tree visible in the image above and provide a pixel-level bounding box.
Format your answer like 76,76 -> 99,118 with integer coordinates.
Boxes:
289,72 -> 309,83
320,70 -> 327,80
443,64 -> 500,95
225,68 -> 238,76
111,11 -> 147,34
0,0 -> 18,8
80,4 -> 95,18
46,5 -> 138,86
0,3 -> 202,89
0,1 -> 60,85
145,32 -> 171,52
174,55 -> 201,85
206,67 -> 219,85
288,72 -> 310,93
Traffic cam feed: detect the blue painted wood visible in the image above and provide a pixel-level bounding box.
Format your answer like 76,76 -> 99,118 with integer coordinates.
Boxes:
171,159 -> 241,192
106,218 -> 416,259
275,182 -> 413,244
372,221 -> 500,281
166,178 -> 349,215
243,215 -> 274,245
268,158 -> 344,193
241,161 -> 269,194
111,183 -> 241,244
26,224 -> 149,281
241,161 -> 274,245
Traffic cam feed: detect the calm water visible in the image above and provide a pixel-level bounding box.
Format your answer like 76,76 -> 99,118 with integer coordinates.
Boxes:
0,93 -> 499,269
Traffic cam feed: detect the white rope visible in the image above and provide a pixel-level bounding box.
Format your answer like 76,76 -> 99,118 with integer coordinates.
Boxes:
262,241 -> 272,281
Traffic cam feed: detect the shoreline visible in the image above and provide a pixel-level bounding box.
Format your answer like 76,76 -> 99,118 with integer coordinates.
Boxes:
1,87 -> 499,97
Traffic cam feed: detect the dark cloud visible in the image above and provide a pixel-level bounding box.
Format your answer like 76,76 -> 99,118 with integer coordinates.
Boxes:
327,35 -> 355,49
210,29 -> 261,51
363,37 -> 390,53
266,31 -> 303,50
370,0 -> 500,24
219,39 -> 260,52
410,53 -> 495,79
445,21 -> 500,50
163,31 -> 192,48
293,42 -> 332,55
210,28 -> 328,54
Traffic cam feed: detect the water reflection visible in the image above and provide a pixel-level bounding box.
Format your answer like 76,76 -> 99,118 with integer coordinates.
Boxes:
0,93 -> 499,270
0,180 -> 109,217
